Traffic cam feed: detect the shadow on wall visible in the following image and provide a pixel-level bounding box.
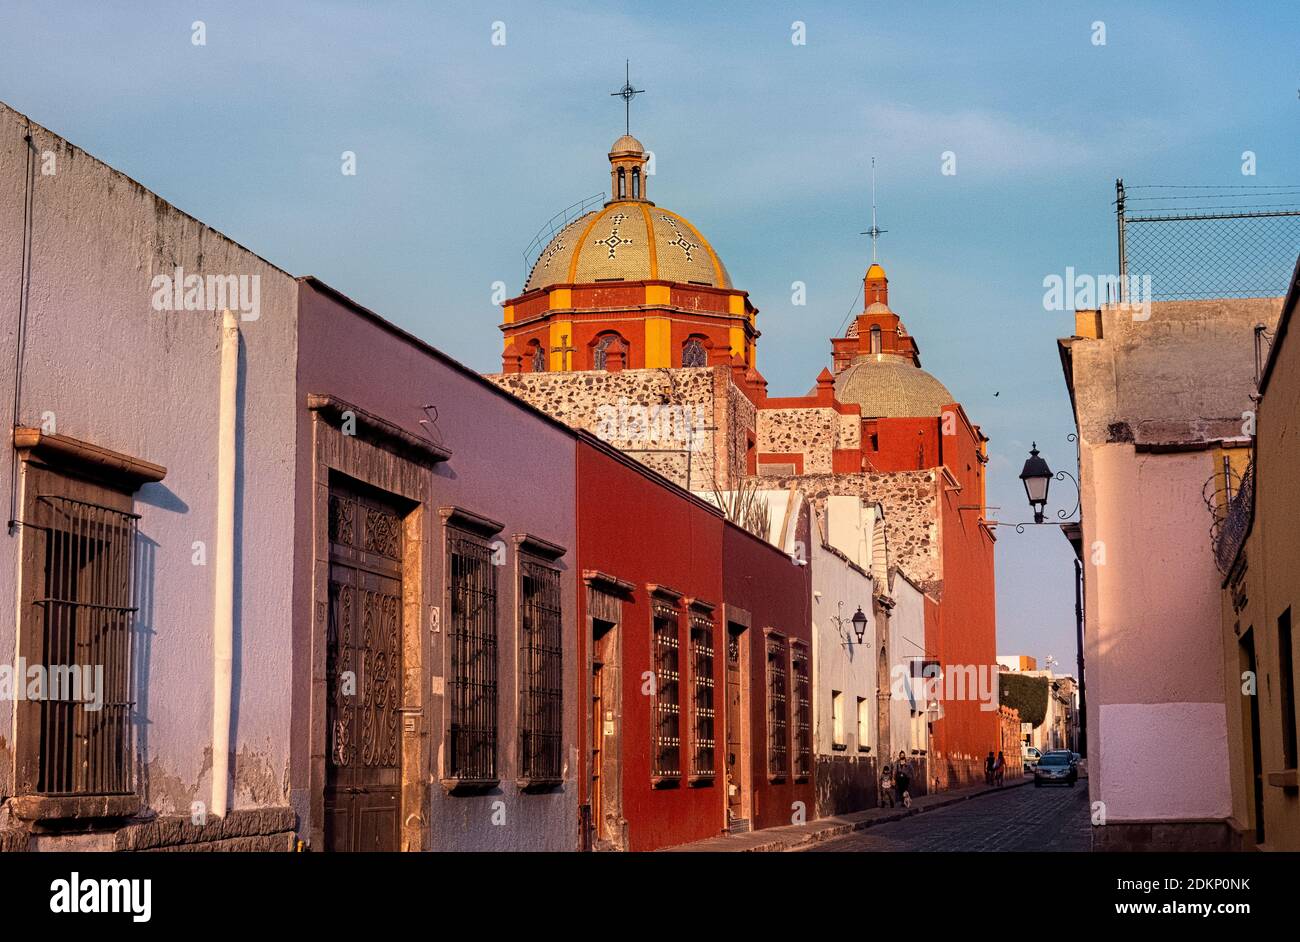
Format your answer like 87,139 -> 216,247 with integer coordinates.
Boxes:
133,532 -> 156,805
815,754 -> 879,817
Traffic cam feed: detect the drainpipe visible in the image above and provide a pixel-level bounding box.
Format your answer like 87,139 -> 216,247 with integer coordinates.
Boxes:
211,309 -> 239,819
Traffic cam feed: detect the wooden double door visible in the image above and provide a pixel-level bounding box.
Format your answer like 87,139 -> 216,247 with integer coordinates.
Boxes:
324,480 -> 405,852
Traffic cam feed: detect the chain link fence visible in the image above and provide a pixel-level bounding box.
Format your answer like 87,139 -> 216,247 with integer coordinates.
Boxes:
1117,181 -> 1300,300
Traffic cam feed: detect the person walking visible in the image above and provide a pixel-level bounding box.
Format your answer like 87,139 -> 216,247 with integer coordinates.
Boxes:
984,751 -> 995,786
895,751 -> 912,808
879,763 -> 895,808
992,750 -> 1006,787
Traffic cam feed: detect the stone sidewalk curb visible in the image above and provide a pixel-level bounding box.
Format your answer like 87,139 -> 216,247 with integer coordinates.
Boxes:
664,775 -> 1039,852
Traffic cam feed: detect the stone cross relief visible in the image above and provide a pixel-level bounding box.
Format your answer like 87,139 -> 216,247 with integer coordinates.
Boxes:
550,333 -> 577,370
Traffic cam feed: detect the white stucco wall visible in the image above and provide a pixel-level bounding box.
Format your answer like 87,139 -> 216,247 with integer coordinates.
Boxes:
810,540 -> 875,755
0,102 -> 298,814
889,573 -> 929,757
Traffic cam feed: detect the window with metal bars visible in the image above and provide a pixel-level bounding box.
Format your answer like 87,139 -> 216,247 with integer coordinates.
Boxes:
448,530 -> 498,784
689,614 -> 715,779
651,609 -> 681,782
33,493 -> 139,797
792,644 -> 811,780
767,635 -> 788,779
518,558 -> 562,786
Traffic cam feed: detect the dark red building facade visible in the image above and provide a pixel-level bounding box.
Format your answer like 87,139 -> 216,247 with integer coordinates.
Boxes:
721,518 -> 816,832
574,438 -> 813,850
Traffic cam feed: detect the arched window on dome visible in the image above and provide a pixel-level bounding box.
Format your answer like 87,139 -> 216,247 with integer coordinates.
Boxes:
593,332 -> 627,371
617,168 -> 626,199
682,337 -> 708,368
631,167 -> 641,199
870,325 -> 882,354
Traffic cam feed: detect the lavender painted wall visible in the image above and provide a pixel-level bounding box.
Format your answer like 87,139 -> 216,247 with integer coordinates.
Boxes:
0,101 -> 299,832
293,279 -> 579,851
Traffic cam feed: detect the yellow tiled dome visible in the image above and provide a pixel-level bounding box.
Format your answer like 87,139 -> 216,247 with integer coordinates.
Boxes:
525,202 -> 732,292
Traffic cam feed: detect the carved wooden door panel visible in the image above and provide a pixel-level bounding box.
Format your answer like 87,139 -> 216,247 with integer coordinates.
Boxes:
325,481 -> 404,852
591,661 -> 603,842
726,625 -> 745,824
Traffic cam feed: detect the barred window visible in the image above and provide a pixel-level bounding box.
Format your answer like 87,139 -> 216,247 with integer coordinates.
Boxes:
792,644 -> 811,779
519,558 -> 562,786
689,611 -> 715,778
681,338 -> 708,367
651,606 -> 681,781
32,493 -> 138,796
767,635 -> 788,779
448,530 -> 498,784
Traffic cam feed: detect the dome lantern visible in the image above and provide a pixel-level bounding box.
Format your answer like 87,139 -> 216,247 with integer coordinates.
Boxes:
609,134 -> 649,203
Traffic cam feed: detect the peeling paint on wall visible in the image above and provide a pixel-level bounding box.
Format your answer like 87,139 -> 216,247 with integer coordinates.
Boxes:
233,744 -> 284,807
144,754 -> 201,816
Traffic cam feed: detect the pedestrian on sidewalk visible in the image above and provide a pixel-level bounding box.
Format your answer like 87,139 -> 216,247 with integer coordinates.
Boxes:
992,751 -> 1006,787
984,751 -> 995,786
879,763 -> 895,808
895,751 -> 913,808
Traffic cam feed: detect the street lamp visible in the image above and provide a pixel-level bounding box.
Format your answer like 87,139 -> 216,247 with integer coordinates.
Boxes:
1019,443 -> 1053,524
851,606 -> 868,644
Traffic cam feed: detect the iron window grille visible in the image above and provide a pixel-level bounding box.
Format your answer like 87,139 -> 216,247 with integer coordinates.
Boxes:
518,558 -> 563,787
448,530 -> 498,785
682,338 -> 707,368
689,613 -> 715,780
767,635 -> 788,780
651,605 -> 681,782
34,495 -> 138,797
792,644 -> 811,780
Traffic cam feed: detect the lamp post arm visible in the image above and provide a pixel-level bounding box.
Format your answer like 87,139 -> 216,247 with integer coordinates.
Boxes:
1054,470 -> 1080,521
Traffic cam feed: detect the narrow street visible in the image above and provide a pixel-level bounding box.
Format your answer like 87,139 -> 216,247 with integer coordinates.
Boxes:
807,781 -> 1092,852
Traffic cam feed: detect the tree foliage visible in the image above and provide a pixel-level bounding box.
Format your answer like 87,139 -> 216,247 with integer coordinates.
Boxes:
998,672 -> 1049,728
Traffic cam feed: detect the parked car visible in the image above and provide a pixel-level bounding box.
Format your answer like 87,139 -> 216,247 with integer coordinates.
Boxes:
1021,746 -> 1042,770
1044,749 -> 1080,772
1033,752 -> 1078,787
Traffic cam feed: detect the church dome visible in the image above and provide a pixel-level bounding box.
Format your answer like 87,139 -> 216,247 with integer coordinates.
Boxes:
525,202 -> 732,292
610,134 -> 645,154
834,354 -> 955,418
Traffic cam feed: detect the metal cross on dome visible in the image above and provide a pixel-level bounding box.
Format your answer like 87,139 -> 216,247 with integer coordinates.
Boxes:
610,60 -> 645,135
859,156 -> 887,262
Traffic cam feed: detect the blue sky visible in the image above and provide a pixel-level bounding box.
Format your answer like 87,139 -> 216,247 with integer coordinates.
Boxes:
3,1 -> 1298,665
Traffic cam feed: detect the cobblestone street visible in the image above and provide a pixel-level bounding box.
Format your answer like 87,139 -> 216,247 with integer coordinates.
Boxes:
808,779 -> 1092,852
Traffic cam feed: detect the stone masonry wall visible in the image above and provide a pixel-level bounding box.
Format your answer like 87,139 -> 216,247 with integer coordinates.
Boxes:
757,407 -> 842,473
0,807 -> 297,852
721,372 -> 757,488
753,470 -> 941,590
491,366 -> 747,489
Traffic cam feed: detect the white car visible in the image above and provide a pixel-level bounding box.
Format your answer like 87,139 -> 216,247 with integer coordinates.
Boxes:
1021,746 -> 1042,770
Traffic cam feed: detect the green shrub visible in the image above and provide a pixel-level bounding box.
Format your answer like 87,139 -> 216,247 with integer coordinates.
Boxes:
998,672 -> 1049,728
